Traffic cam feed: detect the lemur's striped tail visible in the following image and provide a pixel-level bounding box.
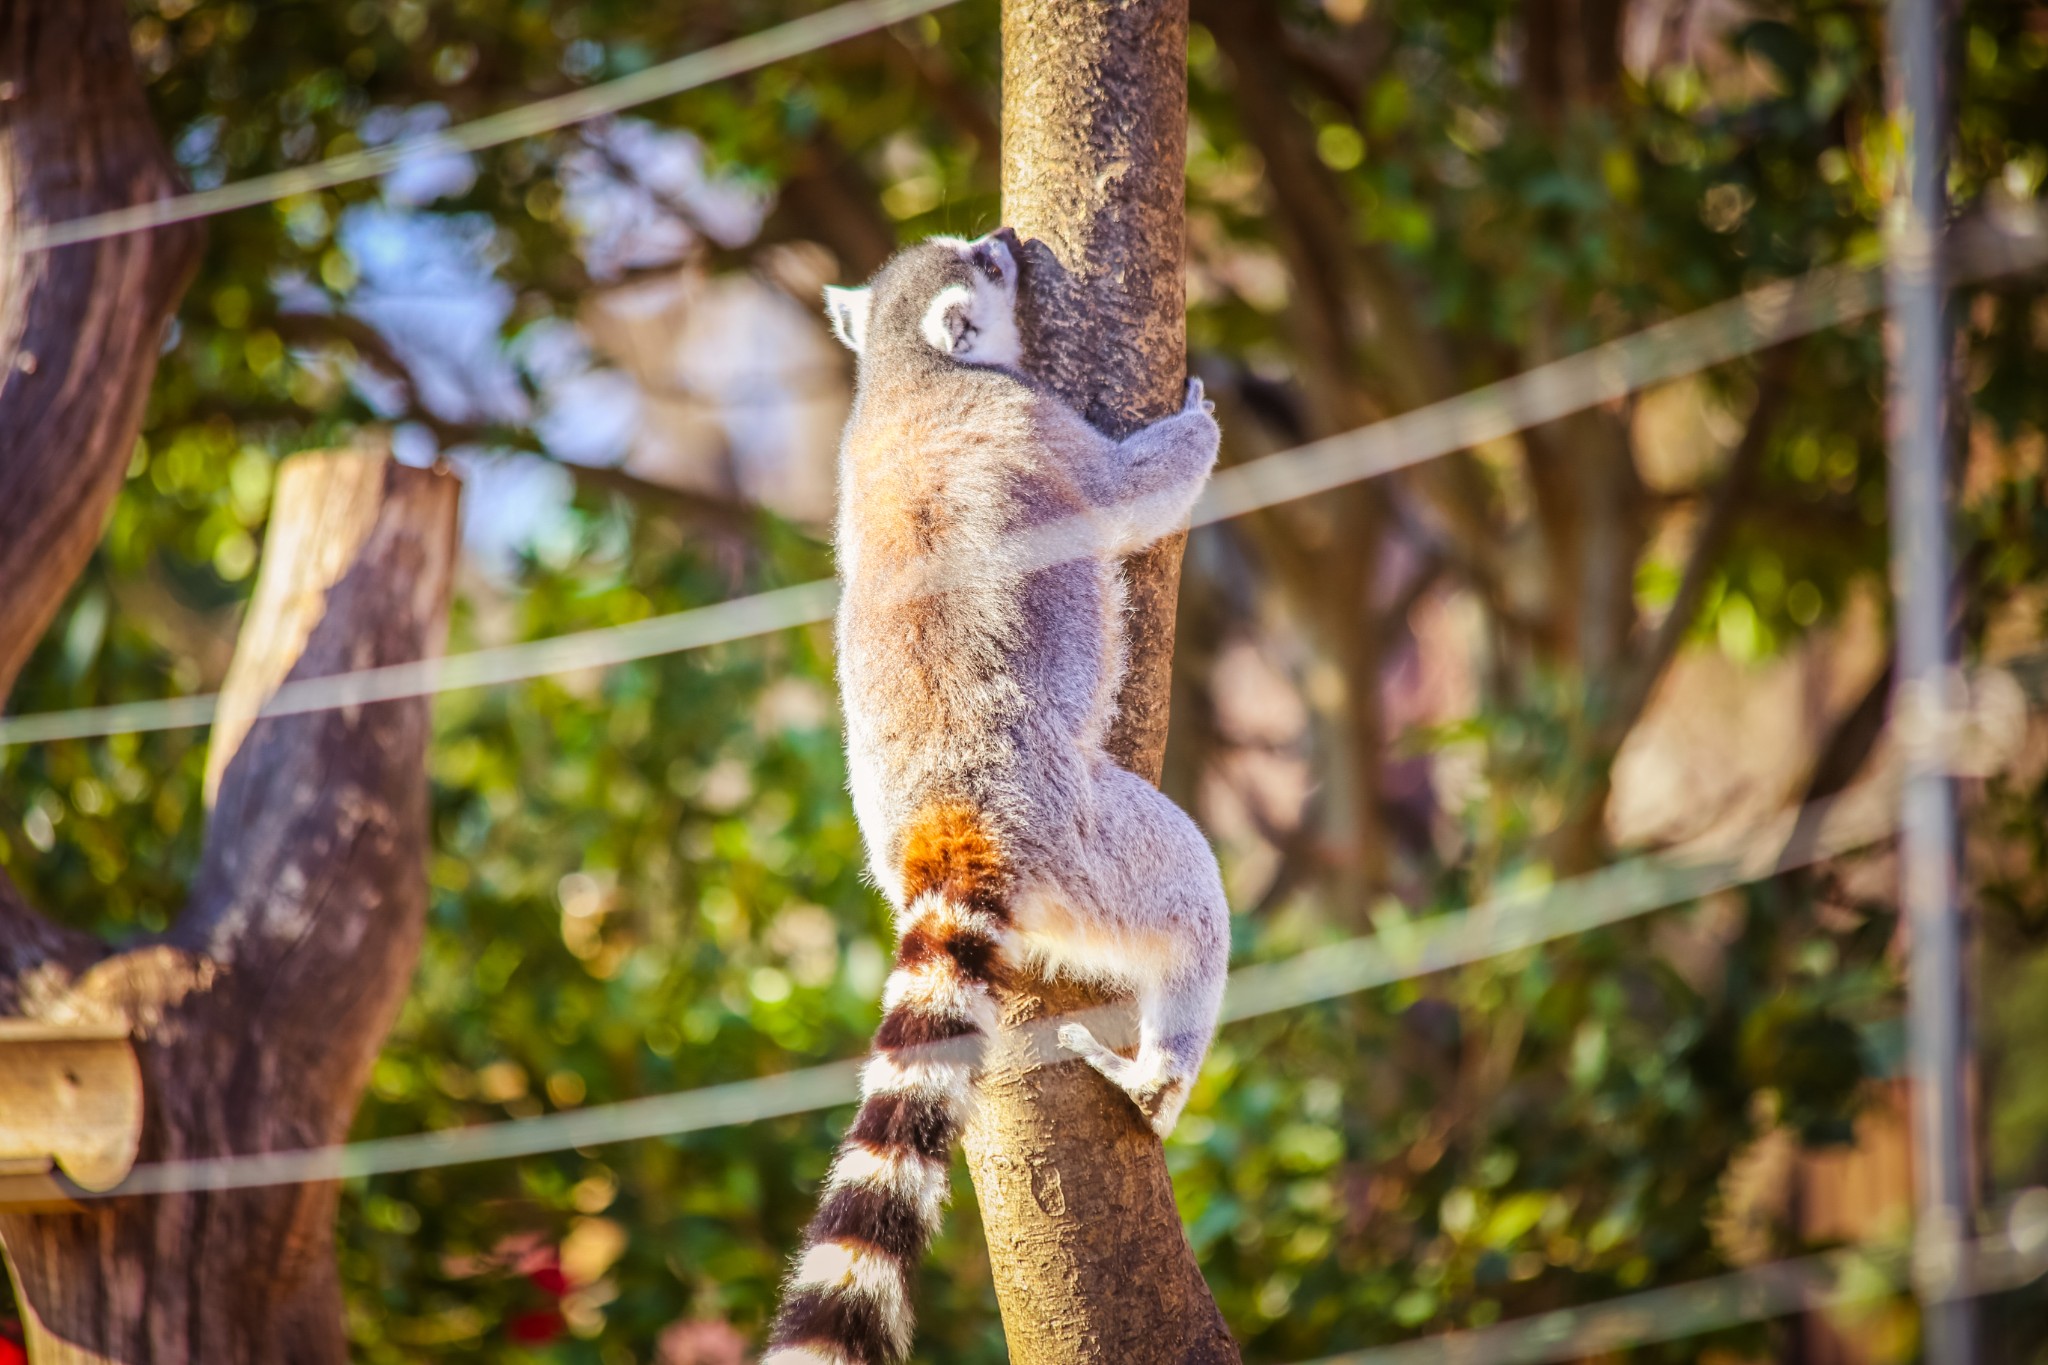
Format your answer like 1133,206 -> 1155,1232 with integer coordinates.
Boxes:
763,804 -> 1010,1365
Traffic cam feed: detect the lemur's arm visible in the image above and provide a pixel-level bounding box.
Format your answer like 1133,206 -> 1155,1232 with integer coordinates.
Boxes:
1072,380 -> 1220,555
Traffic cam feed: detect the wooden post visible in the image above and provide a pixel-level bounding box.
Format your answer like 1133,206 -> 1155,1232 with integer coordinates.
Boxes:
959,4 -> 1240,1361
0,450 -> 459,1361
0,1022 -> 142,1205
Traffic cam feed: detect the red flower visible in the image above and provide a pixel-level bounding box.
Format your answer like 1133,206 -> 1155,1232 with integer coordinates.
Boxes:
506,1308 -> 566,1346
0,1341 -> 28,1365
526,1263 -> 570,1298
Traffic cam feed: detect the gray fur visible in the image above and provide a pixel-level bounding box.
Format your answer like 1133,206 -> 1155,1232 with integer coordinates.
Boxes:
830,230 -> 1229,1135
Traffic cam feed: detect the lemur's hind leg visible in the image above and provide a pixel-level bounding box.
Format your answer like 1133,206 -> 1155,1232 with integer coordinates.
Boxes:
1052,766 -> 1230,1137
1058,968 -> 1223,1138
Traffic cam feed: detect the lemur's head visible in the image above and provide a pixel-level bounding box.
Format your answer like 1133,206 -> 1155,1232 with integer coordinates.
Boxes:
823,229 -> 1022,370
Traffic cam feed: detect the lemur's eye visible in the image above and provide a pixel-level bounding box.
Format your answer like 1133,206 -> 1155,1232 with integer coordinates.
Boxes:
973,250 -> 1004,284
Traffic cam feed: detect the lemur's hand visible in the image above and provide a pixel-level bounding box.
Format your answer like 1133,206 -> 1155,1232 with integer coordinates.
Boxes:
1184,377 -> 1215,417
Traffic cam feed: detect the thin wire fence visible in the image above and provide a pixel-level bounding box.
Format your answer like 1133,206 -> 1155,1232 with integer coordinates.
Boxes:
5,210 -> 2043,749
26,763 -> 2037,1365
0,581 -> 840,748
43,770 -> 1901,1202
3,13 -> 2040,1360
10,0 -> 963,254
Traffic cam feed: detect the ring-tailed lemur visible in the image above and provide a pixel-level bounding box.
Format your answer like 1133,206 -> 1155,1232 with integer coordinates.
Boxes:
762,229 -> 1229,1365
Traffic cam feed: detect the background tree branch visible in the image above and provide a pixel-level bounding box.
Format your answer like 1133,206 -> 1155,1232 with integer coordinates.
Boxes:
0,0 -> 204,700
0,0 -> 201,1023
1586,355 -> 1796,768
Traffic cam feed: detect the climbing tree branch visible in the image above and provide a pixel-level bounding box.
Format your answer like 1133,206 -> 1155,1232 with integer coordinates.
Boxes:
959,4 -> 1240,1362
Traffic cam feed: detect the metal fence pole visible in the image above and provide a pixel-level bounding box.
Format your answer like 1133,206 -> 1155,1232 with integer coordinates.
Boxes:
1885,0 -> 1978,1360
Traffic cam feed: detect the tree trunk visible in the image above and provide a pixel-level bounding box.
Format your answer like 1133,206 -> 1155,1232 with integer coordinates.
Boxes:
959,4 -> 1239,1362
0,450 -> 460,1363
3,9 -> 456,1356
0,0 -> 197,1030
0,0 -> 204,700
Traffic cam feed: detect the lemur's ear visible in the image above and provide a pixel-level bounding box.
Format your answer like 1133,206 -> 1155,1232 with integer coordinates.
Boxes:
823,285 -> 872,354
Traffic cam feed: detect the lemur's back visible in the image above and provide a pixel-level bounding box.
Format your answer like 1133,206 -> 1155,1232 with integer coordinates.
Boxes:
835,365 -> 1119,875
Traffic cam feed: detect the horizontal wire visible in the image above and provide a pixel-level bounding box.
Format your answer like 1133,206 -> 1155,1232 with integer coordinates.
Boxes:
106,1059 -> 867,1198
11,0 -> 964,254
1294,1222 -> 2048,1365
1217,775 -> 1894,1026
11,212 -> 2044,749
0,580 -> 840,747
39,772 -> 1897,1201
1196,264 -> 1878,524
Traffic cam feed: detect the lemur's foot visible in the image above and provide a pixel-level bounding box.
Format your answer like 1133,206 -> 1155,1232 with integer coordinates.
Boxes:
1056,1022 -> 1115,1065
1184,377 -> 1215,416
1057,1024 -> 1194,1138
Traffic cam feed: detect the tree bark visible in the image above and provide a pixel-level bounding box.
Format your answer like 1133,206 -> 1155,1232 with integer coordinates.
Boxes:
0,450 -> 459,1363
0,0 -> 197,1044
999,0 -> 1192,782
3,10 -> 454,1355
0,0 -> 204,699
960,5 -> 1240,1362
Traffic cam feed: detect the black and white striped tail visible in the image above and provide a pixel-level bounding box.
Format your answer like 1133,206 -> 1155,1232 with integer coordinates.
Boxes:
764,804 -> 1009,1365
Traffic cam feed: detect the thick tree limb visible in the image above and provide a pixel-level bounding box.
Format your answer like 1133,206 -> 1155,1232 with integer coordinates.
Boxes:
1524,0 -> 1628,123
999,1 -> 1192,782
1520,404 -> 1646,872
0,1 -> 204,699
0,879 -> 101,1020
1522,399 -> 1647,679
958,5 -> 1240,1363
0,0 -> 202,1021
1,450 -> 459,1363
